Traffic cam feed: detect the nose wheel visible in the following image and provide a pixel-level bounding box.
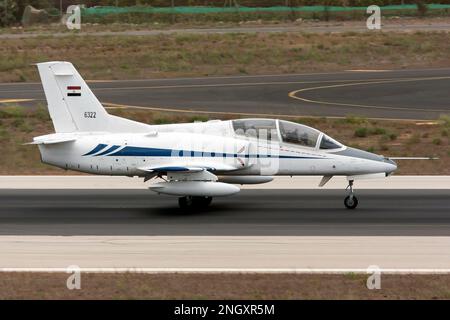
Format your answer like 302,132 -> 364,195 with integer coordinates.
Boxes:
344,180 -> 358,209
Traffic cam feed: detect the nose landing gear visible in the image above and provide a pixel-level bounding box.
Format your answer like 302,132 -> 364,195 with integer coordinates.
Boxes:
344,180 -> 358,209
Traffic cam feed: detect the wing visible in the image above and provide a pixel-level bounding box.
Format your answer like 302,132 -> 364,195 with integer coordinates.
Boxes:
145,163 -> 241,196
138,163 -> 238,174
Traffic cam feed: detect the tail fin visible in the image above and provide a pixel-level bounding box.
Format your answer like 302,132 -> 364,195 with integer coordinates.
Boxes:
37,61 -> 149,133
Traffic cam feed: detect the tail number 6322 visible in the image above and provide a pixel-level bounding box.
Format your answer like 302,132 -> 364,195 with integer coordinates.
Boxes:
84,112 -> 96,118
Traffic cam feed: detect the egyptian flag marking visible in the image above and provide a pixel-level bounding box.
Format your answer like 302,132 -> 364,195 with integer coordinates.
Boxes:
67,86 -> 81,97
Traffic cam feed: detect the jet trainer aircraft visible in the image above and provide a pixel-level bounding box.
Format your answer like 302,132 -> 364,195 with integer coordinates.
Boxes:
32,61 -> 397,209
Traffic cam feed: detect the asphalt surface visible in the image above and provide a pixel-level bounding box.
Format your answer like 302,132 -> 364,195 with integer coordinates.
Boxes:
1,189 -> 449,237
1,68 -> 449,119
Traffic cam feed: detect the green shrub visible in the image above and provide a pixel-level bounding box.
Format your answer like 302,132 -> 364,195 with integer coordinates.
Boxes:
153,117 -> 171,125
0,106 -> 25,119
370,127 -> 387,135
189,115 -> 209,122
238,67 -> 248,74
439,114 -> 450,128
345,115 -> 367,125
432,138 -> 442,145
388,133 -> 397,140
344,272 -> 359,280
18,73 -> 27,82
35,105 -> 51,122
354,127 -> 368,137
12,118 -> 25,128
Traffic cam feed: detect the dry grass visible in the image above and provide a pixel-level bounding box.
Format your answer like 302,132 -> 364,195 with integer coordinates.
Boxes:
0,273 -> 450,300
1,31 -> 450,82
0,104 -> 448,175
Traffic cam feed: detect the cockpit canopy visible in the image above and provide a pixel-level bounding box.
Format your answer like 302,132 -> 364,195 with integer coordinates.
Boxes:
278,120 -> 319,148
232,119 -> 343,150
232,119 -> 278,141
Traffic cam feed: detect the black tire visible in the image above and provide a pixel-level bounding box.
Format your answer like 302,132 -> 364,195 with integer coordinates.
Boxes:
192,196 -> 213,208
178,196 -> 193,209
203,196 -> 213,206
344,195 -> 358,209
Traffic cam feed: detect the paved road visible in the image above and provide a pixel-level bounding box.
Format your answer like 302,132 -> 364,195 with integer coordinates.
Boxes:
1,68 -> 449,119
1,189 -> 449,237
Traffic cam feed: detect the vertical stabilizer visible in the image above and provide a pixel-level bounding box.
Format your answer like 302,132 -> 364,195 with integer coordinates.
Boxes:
37,61 -> 110,132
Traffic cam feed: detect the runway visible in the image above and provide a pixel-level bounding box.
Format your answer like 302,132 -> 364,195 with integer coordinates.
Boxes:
1,68 -> 450,119
1,189 -> 449,269
1,189 -> 449,237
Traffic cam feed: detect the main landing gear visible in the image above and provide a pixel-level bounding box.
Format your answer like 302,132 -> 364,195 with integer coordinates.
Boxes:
344,180 -> 358,209
178,196 -> 213,209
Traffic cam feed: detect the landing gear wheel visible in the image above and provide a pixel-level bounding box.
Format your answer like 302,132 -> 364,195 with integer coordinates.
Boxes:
344,179 -> 358,209
178,196 -> 193,209
344,195 -> 358,209
178,196 -> 213,209
192,196 -> 213,208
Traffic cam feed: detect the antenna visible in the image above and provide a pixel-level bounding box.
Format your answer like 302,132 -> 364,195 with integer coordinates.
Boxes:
387,157 -> 439,160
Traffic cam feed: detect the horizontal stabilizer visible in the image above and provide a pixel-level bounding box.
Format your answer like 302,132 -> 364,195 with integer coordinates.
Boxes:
27,134 -> 77,145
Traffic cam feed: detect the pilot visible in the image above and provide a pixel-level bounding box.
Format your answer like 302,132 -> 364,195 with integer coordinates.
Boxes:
299,132 -> 310,146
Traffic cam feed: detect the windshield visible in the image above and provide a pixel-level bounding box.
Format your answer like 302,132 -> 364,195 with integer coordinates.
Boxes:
279,120 -> 320,148
320,135 -> 343,150
232,119 -> 279,141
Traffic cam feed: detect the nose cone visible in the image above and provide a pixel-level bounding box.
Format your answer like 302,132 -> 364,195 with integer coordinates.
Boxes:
383,157 -> 397,175
333,147 -> 398,174
334,147 -> 384,162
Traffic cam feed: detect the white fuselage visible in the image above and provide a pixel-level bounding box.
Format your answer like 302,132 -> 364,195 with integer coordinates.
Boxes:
36,120 -> 396,177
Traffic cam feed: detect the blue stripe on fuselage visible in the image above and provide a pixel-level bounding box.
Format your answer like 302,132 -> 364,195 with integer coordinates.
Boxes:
151,166 -> 193,172
82,144 -> 108,156
103,146 -> 325,159
94,145 -> 121,156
